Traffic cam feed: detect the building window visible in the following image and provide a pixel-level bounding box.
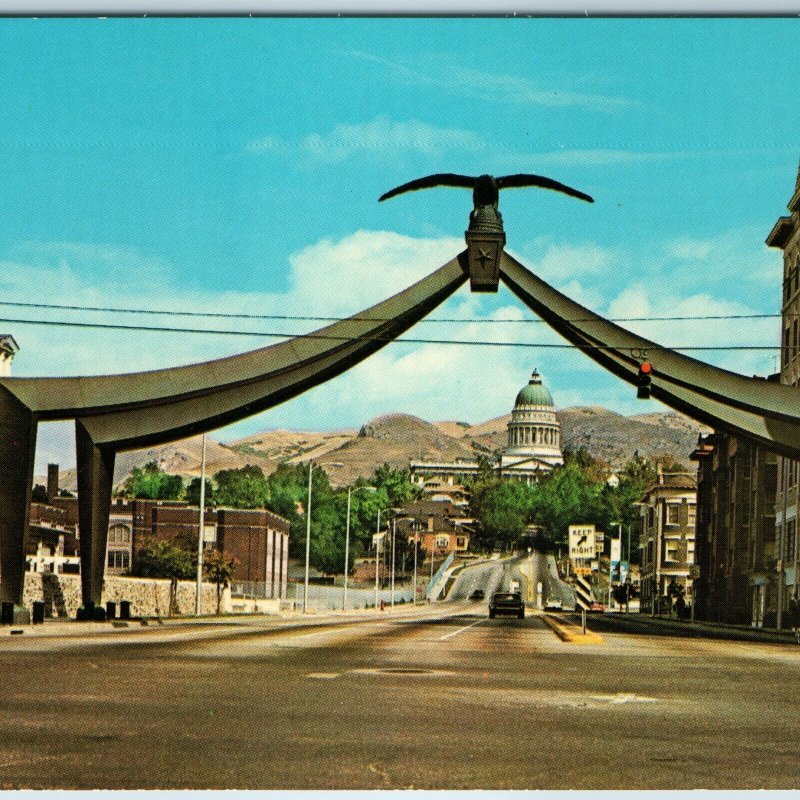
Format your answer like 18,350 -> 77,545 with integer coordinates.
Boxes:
784,327 -> 791,368
787,519 -> 797,564
107,550 -> 130,570
108,524 -> 131,544
435,535 -> 449,548
664,541 -> 682,563
687,504 -> 696,527
666,504 -> 680,526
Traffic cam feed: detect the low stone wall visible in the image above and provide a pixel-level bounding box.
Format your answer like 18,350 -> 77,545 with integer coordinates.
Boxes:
22,573 -> 224,618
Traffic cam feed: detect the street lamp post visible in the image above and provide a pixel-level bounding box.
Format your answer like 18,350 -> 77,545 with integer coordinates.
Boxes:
303,462 -> 313,614
412,527 -> 418,605
303,460 -> 343,614
374,506 -> 390,611
195,433 -> 207,617
391,516 -> 397,607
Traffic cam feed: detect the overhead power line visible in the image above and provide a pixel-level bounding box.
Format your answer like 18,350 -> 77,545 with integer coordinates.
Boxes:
0,315 -> 782,353
0,299 -> 784,325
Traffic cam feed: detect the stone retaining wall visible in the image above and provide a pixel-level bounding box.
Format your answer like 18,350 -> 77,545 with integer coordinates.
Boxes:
22,573 -> 225,618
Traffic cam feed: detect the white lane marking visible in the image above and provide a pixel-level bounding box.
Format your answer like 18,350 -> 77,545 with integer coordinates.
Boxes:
437,618 -> 485,641
306,673 -> 340,679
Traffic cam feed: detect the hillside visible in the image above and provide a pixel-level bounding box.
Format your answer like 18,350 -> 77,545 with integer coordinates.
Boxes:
41,406 -> 709,493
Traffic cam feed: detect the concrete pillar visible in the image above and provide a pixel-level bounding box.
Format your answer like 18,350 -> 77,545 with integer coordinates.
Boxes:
76,420 -> 116,611
0,389 -> 36,607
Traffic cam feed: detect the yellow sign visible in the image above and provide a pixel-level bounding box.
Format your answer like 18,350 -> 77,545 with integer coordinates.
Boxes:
574,566 -> 592,575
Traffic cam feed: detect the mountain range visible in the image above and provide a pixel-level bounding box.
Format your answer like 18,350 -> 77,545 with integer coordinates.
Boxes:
40,406 -> 709,493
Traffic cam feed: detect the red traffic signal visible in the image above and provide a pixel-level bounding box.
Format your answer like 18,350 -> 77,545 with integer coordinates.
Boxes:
637,361 -> 653,400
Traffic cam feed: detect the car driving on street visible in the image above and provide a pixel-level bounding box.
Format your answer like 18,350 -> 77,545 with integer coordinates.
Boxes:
489,592 -> 525,619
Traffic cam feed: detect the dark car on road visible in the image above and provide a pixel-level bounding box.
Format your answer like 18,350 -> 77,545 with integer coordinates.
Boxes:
469,589 -> 485,601
489,592 -> 525,619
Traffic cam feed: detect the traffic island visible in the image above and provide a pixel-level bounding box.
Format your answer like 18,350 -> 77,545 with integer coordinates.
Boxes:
542,612 -> 604,644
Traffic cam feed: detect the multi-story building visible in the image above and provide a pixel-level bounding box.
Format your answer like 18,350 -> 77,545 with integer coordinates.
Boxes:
638,473 -> 697,614
691,434 -> 778,626
395,499 -> 472,560
766,163 -> 800,628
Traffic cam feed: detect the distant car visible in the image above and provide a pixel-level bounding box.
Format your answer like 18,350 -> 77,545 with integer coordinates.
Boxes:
469,589 -> 485,601
544,599 -> 563,611
588,601 -> 605,613
489,592 -> 525,619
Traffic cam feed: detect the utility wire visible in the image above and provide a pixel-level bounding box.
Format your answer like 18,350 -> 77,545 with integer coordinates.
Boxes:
0,315 -> 782,352
0,299 -> 785,325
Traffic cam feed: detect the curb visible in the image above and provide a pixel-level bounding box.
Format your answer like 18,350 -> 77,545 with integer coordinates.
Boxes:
541,612 -> 604,644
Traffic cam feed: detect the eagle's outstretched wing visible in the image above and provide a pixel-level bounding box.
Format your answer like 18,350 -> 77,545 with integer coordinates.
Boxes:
379,173 -> 476,202
497,174 -> 594,203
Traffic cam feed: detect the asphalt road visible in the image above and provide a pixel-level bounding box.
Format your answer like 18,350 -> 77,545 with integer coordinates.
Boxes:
1,606 -> 800,789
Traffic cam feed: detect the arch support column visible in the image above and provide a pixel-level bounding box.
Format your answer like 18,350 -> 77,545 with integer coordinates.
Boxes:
0,389 -> 36,615
76,420 -> 115,616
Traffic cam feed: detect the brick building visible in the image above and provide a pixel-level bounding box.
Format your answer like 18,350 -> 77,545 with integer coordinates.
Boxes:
638,473 -> 697,614
691,434 -> 778,626
395,499 -> 472,559
29,466 -> 290,598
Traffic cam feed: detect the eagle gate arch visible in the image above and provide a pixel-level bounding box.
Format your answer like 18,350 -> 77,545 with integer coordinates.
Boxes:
2,183 -> 799,618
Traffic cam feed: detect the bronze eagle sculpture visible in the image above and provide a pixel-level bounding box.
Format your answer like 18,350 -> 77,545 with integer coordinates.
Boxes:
379,173 -> 594,207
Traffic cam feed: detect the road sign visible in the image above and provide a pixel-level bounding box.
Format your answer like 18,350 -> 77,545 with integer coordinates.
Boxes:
569,525 -> 596,560
574,575 -> 594,610
574,566 -> 591,575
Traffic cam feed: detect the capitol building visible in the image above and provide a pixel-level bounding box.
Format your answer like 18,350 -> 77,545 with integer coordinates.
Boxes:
410,370 -> 564,485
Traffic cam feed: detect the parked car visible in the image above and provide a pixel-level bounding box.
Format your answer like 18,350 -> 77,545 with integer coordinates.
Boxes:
588,601 -> 605,613
469,588 -> 485,601
489,592 -> 525,619
544,599 -> 563,611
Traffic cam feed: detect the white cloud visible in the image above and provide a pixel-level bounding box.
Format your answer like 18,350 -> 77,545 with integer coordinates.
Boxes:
607,285 -> 780,376
518,239 -> 618,282
664,238 -> 715,261
346,49 -> 633,113
245,116 -> 485,164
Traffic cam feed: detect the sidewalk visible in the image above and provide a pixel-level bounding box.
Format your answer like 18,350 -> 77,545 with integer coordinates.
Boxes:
592,610 -> 799,645
0,600 -> 449,639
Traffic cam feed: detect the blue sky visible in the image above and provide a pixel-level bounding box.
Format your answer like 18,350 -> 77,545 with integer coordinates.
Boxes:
1,18 -> 798,472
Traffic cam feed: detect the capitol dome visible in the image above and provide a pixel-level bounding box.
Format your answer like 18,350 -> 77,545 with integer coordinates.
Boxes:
514,370 -> 554,408
502,369 -> 563,478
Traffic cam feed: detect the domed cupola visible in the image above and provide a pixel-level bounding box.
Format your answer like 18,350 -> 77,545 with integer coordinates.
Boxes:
514,370 -> 554,408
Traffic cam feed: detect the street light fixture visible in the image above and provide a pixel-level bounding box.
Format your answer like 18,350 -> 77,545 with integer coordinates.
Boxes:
343,485 -> 376,611
303,460 -> 344,614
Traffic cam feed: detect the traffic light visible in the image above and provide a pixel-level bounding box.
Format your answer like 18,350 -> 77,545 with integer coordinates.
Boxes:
637,361 -> 653,400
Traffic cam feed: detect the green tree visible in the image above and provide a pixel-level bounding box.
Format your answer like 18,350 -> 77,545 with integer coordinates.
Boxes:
213,465 -> 269,509
185,477 -> 215,507
531,460 -> 604,549
133,538 -> 196,616
371,464 -> 421,508
124,461 -> 184,500
203,549 -> 240,614
471,479 -> 536,552
133,539 -> 195,579
264,463 -> 350,573
31,484 -> 48,503
603,454 -> 658,562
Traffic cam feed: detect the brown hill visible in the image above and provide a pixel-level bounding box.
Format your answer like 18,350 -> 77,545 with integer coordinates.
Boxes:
41,407 -> 709,493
